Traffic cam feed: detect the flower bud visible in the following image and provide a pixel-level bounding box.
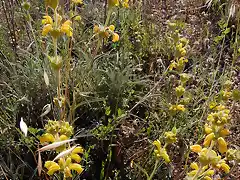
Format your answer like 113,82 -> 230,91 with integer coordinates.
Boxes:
217,137 -> 227,154
203,133 -> 215,147
190,145 -> 202,153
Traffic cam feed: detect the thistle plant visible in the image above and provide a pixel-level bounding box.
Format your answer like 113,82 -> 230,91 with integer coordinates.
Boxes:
186,80 -> 239,180
37,0 -> 84,179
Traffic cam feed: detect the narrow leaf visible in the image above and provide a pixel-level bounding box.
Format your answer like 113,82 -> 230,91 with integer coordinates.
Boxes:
38,139 -> 76,152
44,70 -> 49,87
53,145 -> 77,161
37,151 -> 42,176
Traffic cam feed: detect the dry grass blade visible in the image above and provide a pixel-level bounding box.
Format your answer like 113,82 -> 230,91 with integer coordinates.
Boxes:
53,145 -> 77,161
40,104 -> 51,117
37,151 -> 42,176
38,139 -> 76,152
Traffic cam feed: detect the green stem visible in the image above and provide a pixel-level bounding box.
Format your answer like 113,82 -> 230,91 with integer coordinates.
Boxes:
104,9 -> 112,27
148,159 -> 160,180
27,11 -> 40,59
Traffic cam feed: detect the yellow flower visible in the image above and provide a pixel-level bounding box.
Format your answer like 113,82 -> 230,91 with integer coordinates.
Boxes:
180,48 -> 186,56
203,133 -> 215,147
190,162 -> 198,170
217,137 -> 228,154
220,163 -> 230,173
164,131 -> 177,144
175,85 -> 185,97
93,25 -> 100,34
205,170 -> 214,176
161,149 -> 170,163
71,153 -> 81,163
58,158 -> 64,168
176,104 -> 185,111
108,0 -> 119,7
190,144 -> 202,153
42,24 -> 53,36
204,176 -> 212,180
204,124 -> 213,134
44,161 -> 60,175
112,33 -> 119,42
153,140 -> 161,152
66,157 -> 72,166
72,0 -> 83,4
153,140 -> 170,163
69,163 -> 84,174
187,170 -> 198,176
109,25 -> 115,31
61,20 -> 73,37
42,16 -> 53,25
72,146 -> 84,154
64,167 -> 72,177
219,129 -> 230,137
39,133 -> 55,143
122,0 -> 129,8
59,135 -> 68,141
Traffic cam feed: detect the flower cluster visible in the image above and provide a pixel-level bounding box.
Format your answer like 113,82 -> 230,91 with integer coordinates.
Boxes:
93,24 -> 119,43
44,146 -> 84,178
152,127 -> 177,163
169,37 -> 188,72
42,15 -> 73,38
39,120 -> 84,177
169,72 -> 191,114
186,81 -> 237,180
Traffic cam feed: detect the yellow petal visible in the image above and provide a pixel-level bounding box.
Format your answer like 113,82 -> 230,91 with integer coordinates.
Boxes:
44,161 -> 56,169
47,163 -> 60,175
69,163 -> 84,174
153,140 -> 161,152
71,153 -> 82,163
190,162 -> 199,170
42,16 -> 53,25
109,25 -> 115,31
190,145 -> 202,153
72,146 -> 84,154
204,176 -> 212,180
58,158 -> 64,168
64,167 -> 72,177
112,33 -> 119,42
204,124 -> 213,134
219,129 -> 230,137
187,170 -> 198,176
160,149 -> 170,163
217,137 -> 228,154
203,133 -> 215,147
93,25 -> 100,34
61,20 -> 72,37
205,170 -> 214,176
66,157 -> 72,166
59,135 -> 68,141
220,163 -> 230,173
108,0 -> 119,7
39,133 -> 55,144
42,24 -> 53,36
